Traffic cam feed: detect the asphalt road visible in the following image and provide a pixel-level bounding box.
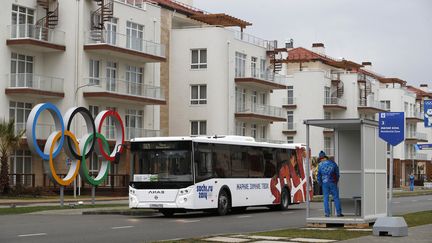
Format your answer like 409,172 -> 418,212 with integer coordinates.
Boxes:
0,195 -> 431,243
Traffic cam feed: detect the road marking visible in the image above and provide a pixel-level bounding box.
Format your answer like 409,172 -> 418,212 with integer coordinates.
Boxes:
175,219 -> 200,223
237,215 -> 252,218
18,233 -> 47,237
111,226 -> 134,230
428,198 -> 432,201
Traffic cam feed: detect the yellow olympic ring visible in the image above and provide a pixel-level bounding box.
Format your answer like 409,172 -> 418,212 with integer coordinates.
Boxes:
48,131 -> 81,186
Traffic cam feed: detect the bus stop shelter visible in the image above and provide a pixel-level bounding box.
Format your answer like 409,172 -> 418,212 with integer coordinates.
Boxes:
304,119 -> 387,225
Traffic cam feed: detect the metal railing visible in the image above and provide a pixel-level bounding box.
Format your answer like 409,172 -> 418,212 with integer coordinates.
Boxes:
236,69 -> 289,86
283,123 -> 297,131
116,0 -> 148,9
16,122 -> 55,139
235,100 -> 285,119
8,73 -> 64,93
406,153 -> 428,161
283,97 -> 296,105
9,174 -> 35,187
8,24 -> 65,46
126,128 -> 160,140
406,132 -> 427,140
85,30 -> 165,58
324,97 -> 346,106
232,30 -> 276,49
255,138 -> 286,144
83,78 -> 165,100
407,111 -> 424,120
358,98 -> 386,110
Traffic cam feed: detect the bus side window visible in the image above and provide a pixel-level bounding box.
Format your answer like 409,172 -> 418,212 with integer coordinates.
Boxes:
213,144 -> 231,178
249,147 -> 264,178
195,143 -> 213,182
263,148 -> 276,177
231,145 -> 249,178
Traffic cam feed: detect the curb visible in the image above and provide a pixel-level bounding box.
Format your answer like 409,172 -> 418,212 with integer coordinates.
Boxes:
0,197 -> 128,206
83,209 -> 156,216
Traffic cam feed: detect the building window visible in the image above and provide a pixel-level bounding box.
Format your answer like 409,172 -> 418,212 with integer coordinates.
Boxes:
251,124 -> 257,138
324,86 -> 330,103
287,111 -> 294,130
287,136 -> 294,143
260,59 -> 266,78
89,59 -> 100,84
125,109 -> 144,140
235,52 -> 246,77
126,21 -> 144,51
9,101 -> 32,134
105,107 -> 117,139
260,93 -> 267,105
324,137 -> 332,156
287,85 -> 294,104
260,125 -> 266,139
251,56 -> 258,77
11,5 -> 34,38
126,65 -> 143,95
191,49 -> 207,69
381,100 -> 391,111
10,53 -> 33,88
9,150 -> 32,186
89,105 -> 99,118
191,121 -> 206,135
190,85 -> 207,104
324,111 -> 331,120
105,18 -> 118,45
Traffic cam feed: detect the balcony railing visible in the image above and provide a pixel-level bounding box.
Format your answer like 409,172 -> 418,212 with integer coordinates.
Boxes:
85,30 -> 165,58
283,97 -> 296,105
232,30 -> 276,49
407,153 -> 428,161
16,122 -> 55,139
236,69 -> 289,87
126,128 -> 160,140
324,97 -> 346,106
406,132 -> 427,141
83,78 -> 165,100
283,123 -> 297,131
9,174 -> 35,187
358,98 -> 386,110
407,111 -> 424,120
255,138 -> 286,144
8,73 -> 64,93
235,102 -> 285,119
116,0 -> 148,9
7,24 -> 65,46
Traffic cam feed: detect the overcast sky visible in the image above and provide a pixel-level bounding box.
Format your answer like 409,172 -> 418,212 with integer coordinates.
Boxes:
194,0 -> 432,86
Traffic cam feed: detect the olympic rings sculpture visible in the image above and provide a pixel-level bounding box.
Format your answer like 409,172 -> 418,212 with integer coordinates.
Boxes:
25,103 -> 125,187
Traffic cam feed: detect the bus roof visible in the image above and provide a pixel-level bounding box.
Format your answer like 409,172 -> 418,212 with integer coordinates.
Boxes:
130,136 -> 304,149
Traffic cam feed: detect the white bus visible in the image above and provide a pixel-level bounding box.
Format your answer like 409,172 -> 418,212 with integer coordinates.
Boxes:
128,136 -> 312,216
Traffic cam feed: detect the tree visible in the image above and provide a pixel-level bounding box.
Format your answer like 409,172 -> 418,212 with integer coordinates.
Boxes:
0,120 -> 24,194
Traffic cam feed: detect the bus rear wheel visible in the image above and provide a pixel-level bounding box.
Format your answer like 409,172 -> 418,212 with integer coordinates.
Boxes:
159,209 -> 175,217
217,189 -> 230,216
280,187 -> 290,210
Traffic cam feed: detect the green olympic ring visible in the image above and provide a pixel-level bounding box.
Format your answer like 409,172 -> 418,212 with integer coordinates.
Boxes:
80,133 -> 111,186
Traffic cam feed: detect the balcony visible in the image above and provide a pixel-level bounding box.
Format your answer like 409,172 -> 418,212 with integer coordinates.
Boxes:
357,99 -> 386,113
126,128 -> 161,140
235,70 -> 288,90
406,111 -> 424,123
82,78 -> 166,105
282,123 -> 297,135
282,97 -> 296,109
232,30 -> 275,49
323,97 -> 347,110
5,73 -> 64,98
6,24 -> 65,52
406,153 -> 428,161
16,122 -> 54,145
235,103 -> 286,122
405,132 -> 428,143
84,30 -> 166,63
255,138 -> 287,144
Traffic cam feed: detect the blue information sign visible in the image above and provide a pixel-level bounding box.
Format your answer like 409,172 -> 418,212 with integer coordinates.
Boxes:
379,112 -> 405,146
415,144 -> 432,150
424,100 -> 432,127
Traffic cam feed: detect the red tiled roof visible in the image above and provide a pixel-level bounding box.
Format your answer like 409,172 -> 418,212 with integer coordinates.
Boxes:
286,47 -> 362,70
151,0 -> 204,16
407,86 -> 432,99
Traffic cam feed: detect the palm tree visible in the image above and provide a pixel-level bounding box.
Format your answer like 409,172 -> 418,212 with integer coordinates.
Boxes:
0,120 -> 24,194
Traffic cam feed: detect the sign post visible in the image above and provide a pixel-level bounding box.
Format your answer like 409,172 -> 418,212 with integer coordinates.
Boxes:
374,112 -> 408,236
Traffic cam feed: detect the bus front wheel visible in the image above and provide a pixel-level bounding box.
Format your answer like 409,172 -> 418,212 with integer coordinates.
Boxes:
217,189 -> 230,216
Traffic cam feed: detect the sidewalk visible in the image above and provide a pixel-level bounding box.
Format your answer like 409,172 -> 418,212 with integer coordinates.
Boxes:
340,224 -> 432,243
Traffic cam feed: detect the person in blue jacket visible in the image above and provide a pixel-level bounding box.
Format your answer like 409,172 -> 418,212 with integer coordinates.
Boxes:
317,151 -> 343,217
409,173 -> 415,191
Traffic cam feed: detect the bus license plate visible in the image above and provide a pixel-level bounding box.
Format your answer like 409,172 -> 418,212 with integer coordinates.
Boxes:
150,204 -> 163,208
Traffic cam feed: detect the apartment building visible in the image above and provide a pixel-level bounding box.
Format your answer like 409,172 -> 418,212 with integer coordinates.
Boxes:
168,11 -> 288,140
3,0 -> 166,190
270,43 -> 431,187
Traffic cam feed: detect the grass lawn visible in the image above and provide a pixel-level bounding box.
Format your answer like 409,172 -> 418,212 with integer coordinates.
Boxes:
254,228 -> 371,241
0,203 -> 126,215
400,210 -> 432,227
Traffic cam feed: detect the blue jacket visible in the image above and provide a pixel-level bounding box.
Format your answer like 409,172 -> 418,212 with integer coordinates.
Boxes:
317,159 -> 340,185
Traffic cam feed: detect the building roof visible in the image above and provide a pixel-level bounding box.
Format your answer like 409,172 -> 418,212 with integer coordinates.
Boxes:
285,47 -> 362,70
407,85 -> 432,100
153,0 -> 252,28
378,77 -> 407,86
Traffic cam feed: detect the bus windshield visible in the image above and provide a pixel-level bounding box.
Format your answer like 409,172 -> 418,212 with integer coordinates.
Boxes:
133,141 -> 193,182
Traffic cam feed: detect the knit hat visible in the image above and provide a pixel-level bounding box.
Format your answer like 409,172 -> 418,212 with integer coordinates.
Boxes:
318,150 -> 326,160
